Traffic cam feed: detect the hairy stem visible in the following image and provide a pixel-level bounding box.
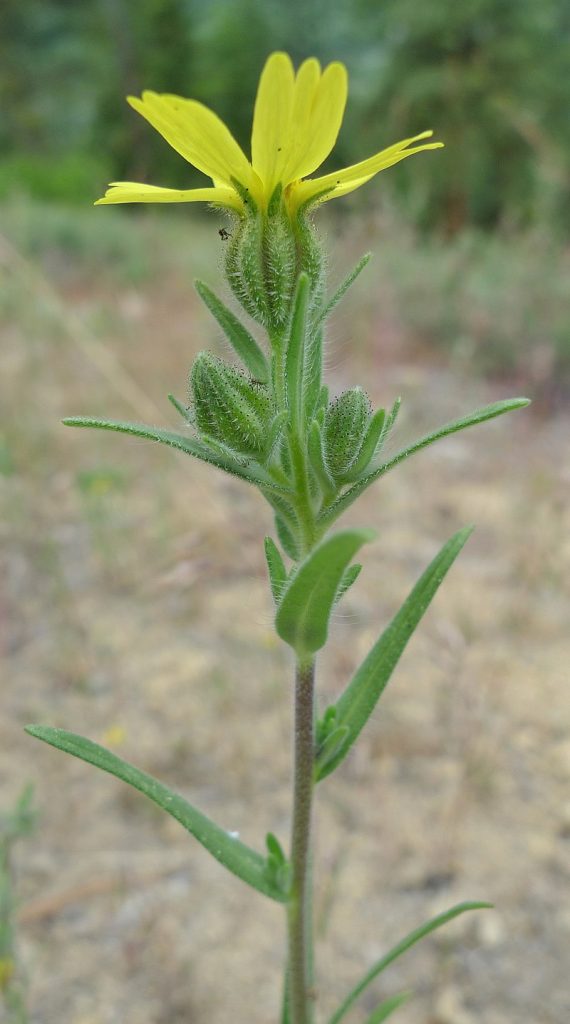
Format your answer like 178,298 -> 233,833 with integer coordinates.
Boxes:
290,432 -> 316,555
287,659 -> 316,1024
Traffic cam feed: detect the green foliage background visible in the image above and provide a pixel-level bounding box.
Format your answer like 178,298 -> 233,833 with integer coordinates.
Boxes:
1,0 -> 569,232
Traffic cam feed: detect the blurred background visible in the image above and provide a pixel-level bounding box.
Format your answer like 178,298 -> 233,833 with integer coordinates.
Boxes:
1,2 -> 569,1023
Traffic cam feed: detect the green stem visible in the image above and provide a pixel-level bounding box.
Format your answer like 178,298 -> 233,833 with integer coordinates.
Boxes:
271,330 -> 287,411
287,659 -> 316,1024
290,432 -> 315,555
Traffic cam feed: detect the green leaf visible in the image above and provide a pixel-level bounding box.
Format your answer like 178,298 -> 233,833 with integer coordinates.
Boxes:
316,705 -> 337,745
314,725 -> 349,779
308,419 -> 336,499
25,726 -> 286,902
335,563 -> 362,604
373,397 -> 530,476
62,416 -> 289,495
363,992 -> 410,1024
276,529 -> 375,659
167,393 -> 194,424
304,326 -> 324,422
267,411 -> 288,460
275,515 -> 300,561
319,252 -> 372,323
265,832 -> 286,864
194,279 -> 269,382
264,536 -> 288,603
285,272 -> 310,433
316,527 -> 472,781
319,397 -> 529,531
383,395 -> 402,435
328,902 -> 491,1024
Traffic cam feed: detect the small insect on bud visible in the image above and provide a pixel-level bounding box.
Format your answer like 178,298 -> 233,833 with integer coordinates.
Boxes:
323,387 -> 372,481
190,352 -> 274,461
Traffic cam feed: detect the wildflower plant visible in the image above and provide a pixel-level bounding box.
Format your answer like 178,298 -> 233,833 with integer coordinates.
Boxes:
26,53 -> 528,1023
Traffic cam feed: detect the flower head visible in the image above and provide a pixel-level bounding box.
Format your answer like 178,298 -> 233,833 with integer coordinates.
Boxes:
95,52 -> 443,217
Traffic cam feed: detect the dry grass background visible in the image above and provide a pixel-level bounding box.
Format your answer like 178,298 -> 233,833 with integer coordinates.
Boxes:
1,204 -> 569,1024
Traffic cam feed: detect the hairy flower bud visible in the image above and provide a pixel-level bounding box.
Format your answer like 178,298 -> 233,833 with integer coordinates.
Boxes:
323,387 -> 372,480
224,191 -> 308,333
263,204 -> 297,327
225,213 -> 270,325
190,352 -> 274,460
294,211 -> 326,313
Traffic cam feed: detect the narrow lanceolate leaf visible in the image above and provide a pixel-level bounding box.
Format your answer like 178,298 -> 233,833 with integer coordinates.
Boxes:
275,514 -> 300,562
372,397 -> 530,477
335,563 -> 362,603
267,410 -> 288,461
303,325 -> 324,423
168,393 -> 194,424
315,527 -> 473,781
384,395 -> 402,435
308,420 -> 336,499
264,536 -> 288,603
362,992 -> 410,1024
285,272 -> 310,433
319,252 -> 372,323
328,902 -> 491,1024
25,726 -> 286,902
319,397 -> 530,531
276,529 -> 375,659
194,280 -> 269,382
314,725 -> 349,779
62,417 -> 289,494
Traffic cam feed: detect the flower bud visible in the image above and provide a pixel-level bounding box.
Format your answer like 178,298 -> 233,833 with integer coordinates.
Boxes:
190,352 -> 274,460
294,212 -> 326,313
224,192 -> 299,332
263,204 -> 297,327
225,213 -> 270,326
323,387 -> 372,480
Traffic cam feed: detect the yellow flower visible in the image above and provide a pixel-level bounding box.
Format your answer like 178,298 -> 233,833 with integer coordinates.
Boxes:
96,52 -> 443,216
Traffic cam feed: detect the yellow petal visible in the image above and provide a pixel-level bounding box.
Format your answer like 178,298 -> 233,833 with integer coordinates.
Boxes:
251,52 -> 295,195
291,131 -> 444,210
127,93 -> 259,199
278,58 -> 320,183
284,61 -> 348,183
95,182 -> 242,210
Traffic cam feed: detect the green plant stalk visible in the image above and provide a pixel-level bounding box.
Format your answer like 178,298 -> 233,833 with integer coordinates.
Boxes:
289,432 -> 316,555
287,658 -> 316,1024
